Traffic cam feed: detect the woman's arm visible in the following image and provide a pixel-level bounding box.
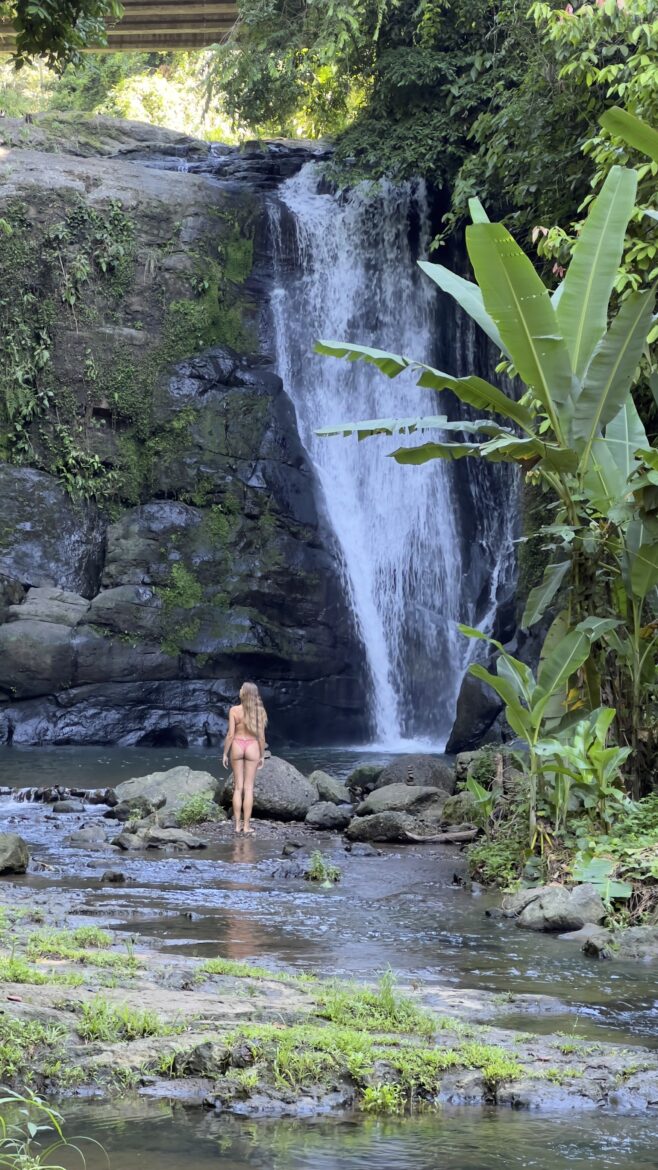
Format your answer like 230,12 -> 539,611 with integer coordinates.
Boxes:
222,708 -> 236,769
257,732 -> 266,769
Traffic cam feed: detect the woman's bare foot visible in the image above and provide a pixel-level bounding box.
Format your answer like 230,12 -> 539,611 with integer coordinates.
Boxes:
243,826 -> 254,835
234,820 -> 243,834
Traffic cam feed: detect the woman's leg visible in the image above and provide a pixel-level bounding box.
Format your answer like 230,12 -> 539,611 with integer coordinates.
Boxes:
241,741 -> 260,834
231,750 -> 245,831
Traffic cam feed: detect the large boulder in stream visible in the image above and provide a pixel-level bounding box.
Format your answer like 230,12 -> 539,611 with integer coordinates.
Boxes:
503,884 -> 606,932
222,756 -> 318,821
356,783 -> 448,818
308,771 -> 350,804
0,833 -> 29,874
112,766 -> 220,816
372,755 -> 455,794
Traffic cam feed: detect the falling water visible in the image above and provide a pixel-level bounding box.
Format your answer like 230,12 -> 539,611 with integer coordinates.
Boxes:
267,165 -> 516,749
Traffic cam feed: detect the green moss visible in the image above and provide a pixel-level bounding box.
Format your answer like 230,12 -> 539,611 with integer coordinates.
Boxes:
158,561 -> 204,655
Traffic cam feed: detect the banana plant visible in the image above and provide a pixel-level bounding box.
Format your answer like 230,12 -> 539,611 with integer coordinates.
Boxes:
316,161 -> 658,795
457,618 -> 617,841
534,707 -> 632,833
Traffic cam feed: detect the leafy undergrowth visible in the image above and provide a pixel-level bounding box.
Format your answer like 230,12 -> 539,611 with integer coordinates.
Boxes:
467,783 -> 658,925
77,997 -> 180,1043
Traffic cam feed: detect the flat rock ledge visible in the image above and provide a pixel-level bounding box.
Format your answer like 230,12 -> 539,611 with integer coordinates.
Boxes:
0,895 -> 656,1117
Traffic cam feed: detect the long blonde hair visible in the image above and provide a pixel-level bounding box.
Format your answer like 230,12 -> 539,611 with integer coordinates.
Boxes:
240,682 -> 268,742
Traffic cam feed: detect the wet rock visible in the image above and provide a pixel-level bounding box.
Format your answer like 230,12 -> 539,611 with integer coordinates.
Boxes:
100,869 -> 126,884
52,799 -> 85,813
305,801 -> 352,830
440,790 -> 481,827
342,842 -> 381,856
455,751 -> 485,782
373,755 -> 455,794
108,795 -> 166,821
281,839 -> 306,857
0,464 -> 105,598
223,757 -> 318,821
114,766 -> 220,815
356,783 -> 449,817
0,832 -> 29,873
175,1040 -> 229,1077
66,824 -> 106,847
345,764 -> 383,795
614,926 -> 658,962
344,811 -> 417,843
308,771 -> 350,804
504,884 -> 606,933
145,827 -> 207,850
113,829 -> 147,851
559,924 -> 614,958
7,586 -> 90,627
445,674 -> 503,754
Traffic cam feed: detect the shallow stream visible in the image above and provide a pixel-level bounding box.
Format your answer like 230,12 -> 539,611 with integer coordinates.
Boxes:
1,746 -> 657,1166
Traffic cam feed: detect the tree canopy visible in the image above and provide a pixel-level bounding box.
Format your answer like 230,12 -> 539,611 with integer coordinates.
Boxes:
1,0 -> 122,70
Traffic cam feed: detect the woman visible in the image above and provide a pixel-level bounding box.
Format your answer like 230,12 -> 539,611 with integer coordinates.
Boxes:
222,682 -> 267,835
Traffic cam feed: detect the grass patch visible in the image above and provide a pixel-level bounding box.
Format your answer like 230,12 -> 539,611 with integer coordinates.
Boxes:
0,956 -> 83,987
316,971 -> 435,1038
360,1082 -> 404,1114
459,1042 -> 522,1091
0,1017 -> 66,1083
77,998 -> 179,1043
26,930 -> 142,975
197,957 -> 286,982
177,794 -> 222,828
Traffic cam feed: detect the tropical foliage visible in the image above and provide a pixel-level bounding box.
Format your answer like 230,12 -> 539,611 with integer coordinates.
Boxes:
0,0 -> 123,69
316,157 -> 658,817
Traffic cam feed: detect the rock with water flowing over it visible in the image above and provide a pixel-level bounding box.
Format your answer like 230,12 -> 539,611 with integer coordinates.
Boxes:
0,833 -> 29,874
113,766 -> 221,815
344,811 -> 418,842
356,783 -> 449,818
308,771 -> 350,804
372,755 -> 455,794
503,884 -> 606,933
222,757 -> 318,822
305,801 -> 352,830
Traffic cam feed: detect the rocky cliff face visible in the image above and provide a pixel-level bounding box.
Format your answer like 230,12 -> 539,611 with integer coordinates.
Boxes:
0,118 -> 367,746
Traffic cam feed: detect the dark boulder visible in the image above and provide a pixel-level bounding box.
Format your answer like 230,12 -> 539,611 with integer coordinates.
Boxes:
373,755 -> 455,794
445,674 -> 504,754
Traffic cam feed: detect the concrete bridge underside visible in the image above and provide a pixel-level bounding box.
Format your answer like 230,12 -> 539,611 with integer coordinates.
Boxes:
0,1 -> 239,54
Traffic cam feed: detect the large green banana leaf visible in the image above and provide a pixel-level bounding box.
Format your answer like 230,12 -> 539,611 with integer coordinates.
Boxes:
415,368 -> 533,428
521,559 -> 570,629
417,262 -> 508,357
314,341 -> 411,377
556,166 -> 638,380
573,289 -> 655,453
314,340 -> 534,429
392,442 -> 478,463
604,397 -> 648,483
600,107 -> 658,163
623,516 -> 658,601
315,417 -> 513,440
467,663 -> 533,740
465,222 -> 575,417
583,438 -> 627,515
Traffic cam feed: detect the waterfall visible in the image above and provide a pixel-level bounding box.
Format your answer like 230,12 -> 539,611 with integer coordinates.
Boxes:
267,164 -> 516,750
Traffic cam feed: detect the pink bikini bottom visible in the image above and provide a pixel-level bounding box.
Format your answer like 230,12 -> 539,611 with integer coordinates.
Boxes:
233,737 -> 257,752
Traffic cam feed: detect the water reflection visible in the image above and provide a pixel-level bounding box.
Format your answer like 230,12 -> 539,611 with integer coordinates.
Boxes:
61,1101 -> 658,1170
